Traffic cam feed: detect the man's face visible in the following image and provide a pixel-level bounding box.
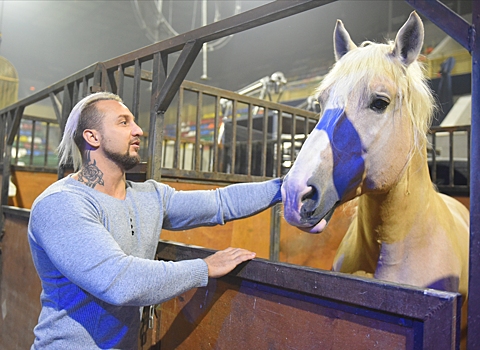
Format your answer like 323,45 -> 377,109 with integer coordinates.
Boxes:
95,100 -> 144,170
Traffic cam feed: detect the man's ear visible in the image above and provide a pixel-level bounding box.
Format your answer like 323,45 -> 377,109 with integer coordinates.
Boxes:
83,129 -> 101,148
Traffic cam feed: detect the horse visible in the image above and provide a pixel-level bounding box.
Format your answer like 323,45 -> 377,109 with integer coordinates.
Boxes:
281,11 -> 469,343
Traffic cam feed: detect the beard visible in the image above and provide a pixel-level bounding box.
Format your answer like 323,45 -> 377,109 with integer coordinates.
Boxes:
104,144 -> 140,171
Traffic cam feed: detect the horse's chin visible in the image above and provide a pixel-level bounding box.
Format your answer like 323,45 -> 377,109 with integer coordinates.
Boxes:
299,204 -> 337,234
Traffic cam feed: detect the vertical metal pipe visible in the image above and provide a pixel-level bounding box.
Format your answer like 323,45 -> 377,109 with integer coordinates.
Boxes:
231,100 -> 237,174
174,88 -> 183,170
14,124 -> 20,165
468,3 -> 480,348
44,123 -> 50,167
132,59 -> 141,122
117,65 -> 125,99
467,127 -> 471,188
291,114 -> 297,165
261,107 -> 269,177
275,111 -> 283,177
269,203 -> 281,261
0,113 -> 6,164
82,76 -> 88,98
212,95 -> 220,173
201,0 -> 209,80
162,139 -> 167,168
279,111 -> 285,177
195,92 -> 202,172
431,132 -> 437,183
72,81 -> 79,106
60,83 -> 73,132
246,103 -> 253,175
29,120 -> 36,166
449,131 -> 454,186
148,52 -> 168,181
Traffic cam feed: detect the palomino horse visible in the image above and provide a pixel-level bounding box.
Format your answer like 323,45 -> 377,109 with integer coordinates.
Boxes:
281,11 -> 469,342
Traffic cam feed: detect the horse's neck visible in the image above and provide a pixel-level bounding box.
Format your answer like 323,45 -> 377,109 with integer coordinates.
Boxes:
357,146 -> 435,244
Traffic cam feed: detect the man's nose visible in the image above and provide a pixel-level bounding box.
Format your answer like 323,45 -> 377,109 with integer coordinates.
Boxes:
133,123 -> 143,136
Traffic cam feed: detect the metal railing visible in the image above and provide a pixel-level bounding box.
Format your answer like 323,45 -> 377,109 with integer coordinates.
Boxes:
428,125 -> 470,195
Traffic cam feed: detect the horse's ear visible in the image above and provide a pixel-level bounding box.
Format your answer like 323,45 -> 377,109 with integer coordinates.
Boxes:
334,20 -> 357,61
392,11 -> 424,66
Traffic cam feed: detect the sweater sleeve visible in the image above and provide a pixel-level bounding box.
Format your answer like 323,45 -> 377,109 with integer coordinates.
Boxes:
28,191 -> 208,307
162,177 -> 282,230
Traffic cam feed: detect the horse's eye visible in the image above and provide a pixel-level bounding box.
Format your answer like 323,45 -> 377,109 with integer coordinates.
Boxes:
370,98 -> 389,111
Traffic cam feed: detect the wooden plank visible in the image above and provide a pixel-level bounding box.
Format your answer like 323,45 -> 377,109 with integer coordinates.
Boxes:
147,241 -> 461,349
0,211 -> 41,350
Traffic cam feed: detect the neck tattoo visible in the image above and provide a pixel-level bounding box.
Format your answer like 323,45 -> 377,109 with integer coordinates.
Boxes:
78,152 -> 105,189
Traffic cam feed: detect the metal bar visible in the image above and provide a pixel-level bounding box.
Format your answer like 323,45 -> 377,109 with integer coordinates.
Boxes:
290,114 -> 297,164
116,65 -> 125,99
0,143 -> 12,224
246,103 -> 253,176
182,143 -> 187,170
155,40 -> 204,113
467,127 -> 471,188
72,80 -> 80,106
162,140 -> 167,168
29,120 -> 36,166
20,114 -> 59,125
269,203 -> 281,261
132,59 -> 141,121
60,83 -> 74,132
0,64 -> 97,116
14,126 -> 20,165
230,100 -> 237,174
100,63 -> 108,92
195,92 -> 202,172
81,76 -> 88,98
0,113 -> 6,163
404,0 -> 471,51
7,107 -> 25,146
261,107 -> 269,177
467,1 -> 480,347
181,80 -> 317,120
147,52 -> 168,181
107,68 -> 118,95
449,131 -> 454,186
174,88 -> 183,170
431,132 -> 437,183
208,143 -> 213,172
276,111 -> 283,177
212,96 -> 220,173
159,168 -> 271,184
91,64 -> 103,93
103,0 -> 334,69
49,92 -> 62,125
200,145 -> 204,171
44,123 -> 50,167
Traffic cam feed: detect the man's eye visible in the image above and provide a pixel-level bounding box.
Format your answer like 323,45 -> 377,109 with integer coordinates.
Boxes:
370,98 -> 389,111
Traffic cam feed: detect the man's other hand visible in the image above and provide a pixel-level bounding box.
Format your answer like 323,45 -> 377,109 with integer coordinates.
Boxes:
203,247 -> 256,278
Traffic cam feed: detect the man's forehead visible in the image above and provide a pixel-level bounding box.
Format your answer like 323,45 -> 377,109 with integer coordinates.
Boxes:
96,99 -> 130,113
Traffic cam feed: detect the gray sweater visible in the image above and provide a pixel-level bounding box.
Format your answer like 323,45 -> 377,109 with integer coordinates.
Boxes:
28,176 -> 282,349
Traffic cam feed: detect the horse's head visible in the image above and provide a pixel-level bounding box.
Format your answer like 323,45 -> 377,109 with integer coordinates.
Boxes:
282,12 -> 434,233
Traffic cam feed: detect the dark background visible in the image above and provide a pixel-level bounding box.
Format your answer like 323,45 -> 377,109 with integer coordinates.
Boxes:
0,1 -> 473,100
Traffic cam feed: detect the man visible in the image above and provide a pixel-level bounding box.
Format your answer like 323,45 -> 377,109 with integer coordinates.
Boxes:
28,92 -> 282,349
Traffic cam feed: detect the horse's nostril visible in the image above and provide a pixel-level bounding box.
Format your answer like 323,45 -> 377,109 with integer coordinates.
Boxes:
301,186 -> 318,203
301,186 -> 319,217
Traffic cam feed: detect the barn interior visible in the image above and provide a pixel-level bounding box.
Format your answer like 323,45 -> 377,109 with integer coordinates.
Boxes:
0,1 -> 477,349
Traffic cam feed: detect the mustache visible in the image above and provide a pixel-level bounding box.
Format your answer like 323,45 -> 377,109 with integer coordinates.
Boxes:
130,138 -> 141,145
